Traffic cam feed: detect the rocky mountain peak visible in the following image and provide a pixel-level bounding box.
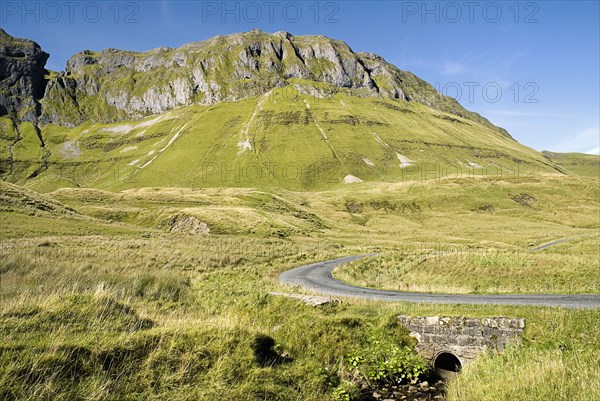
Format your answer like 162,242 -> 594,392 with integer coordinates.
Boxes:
0,29 -> 49,122
0,29 -> 509,137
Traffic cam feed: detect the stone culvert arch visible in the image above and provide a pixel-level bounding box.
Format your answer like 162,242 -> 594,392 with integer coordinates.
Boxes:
433,351 -> 462,372
398,315 -> 525,368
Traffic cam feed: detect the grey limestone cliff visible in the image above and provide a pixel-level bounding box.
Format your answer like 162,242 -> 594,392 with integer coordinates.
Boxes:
0,28 -> 49,123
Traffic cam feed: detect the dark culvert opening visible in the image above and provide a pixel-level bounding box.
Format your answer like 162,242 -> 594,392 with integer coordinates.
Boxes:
434,352 -> 462,373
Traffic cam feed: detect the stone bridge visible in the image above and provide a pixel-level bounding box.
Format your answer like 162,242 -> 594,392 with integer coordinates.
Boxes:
397,315 -> 526,374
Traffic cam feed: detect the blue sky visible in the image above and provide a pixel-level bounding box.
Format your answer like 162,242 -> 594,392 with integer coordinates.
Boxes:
2,0 -> 599,154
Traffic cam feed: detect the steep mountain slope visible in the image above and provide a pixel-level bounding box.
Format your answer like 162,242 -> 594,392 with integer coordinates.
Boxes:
0,29 -> 563,191
3,87 -> 559,192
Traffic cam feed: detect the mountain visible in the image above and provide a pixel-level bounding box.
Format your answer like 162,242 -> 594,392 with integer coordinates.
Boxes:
0,28 -> 49,122
0,29 -> 564,191
3,29 -> 505,134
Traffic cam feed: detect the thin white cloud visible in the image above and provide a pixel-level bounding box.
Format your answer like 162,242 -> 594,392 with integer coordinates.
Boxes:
487,110 -> 571,118
586,147 -> 600,155
160,0 -> 173,24
400,58 -> 434,70
441,61 -> 466,75
438,49 -> 529,77
500,50 -> 529,70
551,126 -> 600,154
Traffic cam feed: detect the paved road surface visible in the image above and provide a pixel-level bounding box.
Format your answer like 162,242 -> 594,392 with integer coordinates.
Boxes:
529,238 -> 569,252
279,255 -> 600,309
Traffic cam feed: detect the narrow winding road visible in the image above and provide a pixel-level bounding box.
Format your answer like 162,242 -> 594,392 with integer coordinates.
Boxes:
279,255 -> 599,309
529,238 -> 569,252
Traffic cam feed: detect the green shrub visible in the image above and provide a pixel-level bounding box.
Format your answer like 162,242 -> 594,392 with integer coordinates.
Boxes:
347,337 -> 428,385
331,380 -> 360,401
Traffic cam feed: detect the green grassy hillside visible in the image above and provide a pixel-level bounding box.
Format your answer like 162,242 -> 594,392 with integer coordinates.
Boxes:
542,151 -> 600,177
3,88 -> 563,192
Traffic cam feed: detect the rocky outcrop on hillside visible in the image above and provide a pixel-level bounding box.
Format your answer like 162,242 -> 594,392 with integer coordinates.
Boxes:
0,29 -> 49,122
0,29 -> 509,137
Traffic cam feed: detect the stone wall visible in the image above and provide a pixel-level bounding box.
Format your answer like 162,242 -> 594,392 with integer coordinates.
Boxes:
398,315 -> 526,364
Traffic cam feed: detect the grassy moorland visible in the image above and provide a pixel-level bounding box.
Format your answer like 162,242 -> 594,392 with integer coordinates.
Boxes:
1,170 -> 599,400
542,150 -> 600,177
334,234 -> 600,294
